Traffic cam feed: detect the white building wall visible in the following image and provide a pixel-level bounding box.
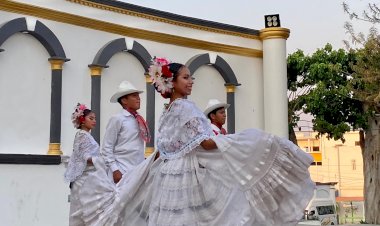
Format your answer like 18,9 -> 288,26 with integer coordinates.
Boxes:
0,10 -> 264,155
0,2 -> 285,225
0,164 -> 69,226
0,33 -> 51,155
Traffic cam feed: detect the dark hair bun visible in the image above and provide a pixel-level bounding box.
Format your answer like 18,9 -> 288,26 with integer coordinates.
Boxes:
168,63 -> 184,75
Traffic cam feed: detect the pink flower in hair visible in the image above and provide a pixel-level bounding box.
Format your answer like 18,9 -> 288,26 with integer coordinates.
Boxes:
148,57 -> 173,95
79,104 -> 87,111
71,103 -> 89,128
155,57 -> 170,65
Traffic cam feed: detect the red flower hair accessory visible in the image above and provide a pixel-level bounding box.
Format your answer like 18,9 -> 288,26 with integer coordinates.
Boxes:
71,103 -> 89,128
148,57 -> 173,95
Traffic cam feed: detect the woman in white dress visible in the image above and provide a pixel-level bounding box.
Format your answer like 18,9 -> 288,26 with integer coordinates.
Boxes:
64,103 -> 106,226
77,58 -> 315,226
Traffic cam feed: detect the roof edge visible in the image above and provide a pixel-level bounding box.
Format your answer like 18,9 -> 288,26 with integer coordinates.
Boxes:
67,0 -> 260,39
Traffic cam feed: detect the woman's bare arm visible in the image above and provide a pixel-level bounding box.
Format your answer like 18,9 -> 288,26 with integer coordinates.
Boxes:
200,139 -> 217,150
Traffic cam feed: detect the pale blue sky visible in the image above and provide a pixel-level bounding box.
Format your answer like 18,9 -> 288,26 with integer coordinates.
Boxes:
121,0 -> 375,54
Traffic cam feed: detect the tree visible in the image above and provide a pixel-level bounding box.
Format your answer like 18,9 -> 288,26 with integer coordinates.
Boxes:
348,33 -> 380,224
287,44 -> 363,142
343,1 -> 380,49
343,1 -> 380,24
287,39 -> 380,223
343,2 -> 380,223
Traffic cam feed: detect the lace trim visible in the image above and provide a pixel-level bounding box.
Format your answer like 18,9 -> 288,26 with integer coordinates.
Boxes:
159,133 -> 210,160
159,155 -> 198,175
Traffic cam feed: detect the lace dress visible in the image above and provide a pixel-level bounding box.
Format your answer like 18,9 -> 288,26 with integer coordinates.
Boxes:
64,130 -> 102,226
76,99 -> 315,226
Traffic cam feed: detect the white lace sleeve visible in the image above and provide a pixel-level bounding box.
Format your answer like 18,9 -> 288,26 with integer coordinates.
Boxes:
64,130 -> 99,182
157,99 -> 213,159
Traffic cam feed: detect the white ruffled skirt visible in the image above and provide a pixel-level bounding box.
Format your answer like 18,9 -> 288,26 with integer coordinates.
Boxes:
77,129 -> 315,226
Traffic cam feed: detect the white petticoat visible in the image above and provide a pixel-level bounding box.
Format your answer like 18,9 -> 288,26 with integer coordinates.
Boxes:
77,129 -> 315,226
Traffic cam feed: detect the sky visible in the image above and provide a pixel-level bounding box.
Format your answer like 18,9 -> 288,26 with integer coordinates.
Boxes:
120,0 -> 376,55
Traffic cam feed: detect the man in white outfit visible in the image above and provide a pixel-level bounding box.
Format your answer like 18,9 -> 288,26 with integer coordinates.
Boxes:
102,80 -> 150,183
204,99 -> 230,135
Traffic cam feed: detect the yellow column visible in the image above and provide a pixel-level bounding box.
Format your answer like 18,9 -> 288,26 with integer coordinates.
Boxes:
89,65 -> 103,76
48,143 -> 62,155
259,27 -> 290,40
144,72 -> 155,158
49,59 -> 64,70
144,147 -> 155,158
145,72 -> 153,84
225,85 -> 235,93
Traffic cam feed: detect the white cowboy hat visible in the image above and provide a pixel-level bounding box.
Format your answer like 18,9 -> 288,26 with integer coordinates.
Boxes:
110,80 -> 143,103
204,99 -> 230,116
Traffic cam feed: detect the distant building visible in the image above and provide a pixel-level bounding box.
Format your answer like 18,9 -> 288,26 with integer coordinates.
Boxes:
296,131 -> 365,223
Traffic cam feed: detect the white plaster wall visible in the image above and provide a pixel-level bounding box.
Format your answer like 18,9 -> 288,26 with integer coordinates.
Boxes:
189,66 -> 227,113
0,11 -> 264,154
0,33 -> 51,155
43,18 -> 127,155
12,0 -> 262,50
0,10 -> 264,225
210,53 -> 265,131
0,164 -> 69,226
99,53 -> 147,145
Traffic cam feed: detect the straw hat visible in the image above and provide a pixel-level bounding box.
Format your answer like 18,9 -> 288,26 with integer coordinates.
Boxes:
110,80 -> 143,103
204,99 -> 230,116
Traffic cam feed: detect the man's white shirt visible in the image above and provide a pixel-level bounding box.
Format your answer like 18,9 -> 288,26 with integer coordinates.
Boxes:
102,109 -> 144,174
211,123 -> 221,135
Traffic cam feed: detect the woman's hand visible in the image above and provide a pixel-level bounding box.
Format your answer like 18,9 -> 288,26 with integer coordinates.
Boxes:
113,170 -> 123,184
86,157 -> 93,165
200,139 -> 217,150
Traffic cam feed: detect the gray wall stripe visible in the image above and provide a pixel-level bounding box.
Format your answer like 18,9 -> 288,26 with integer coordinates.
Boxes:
91,76 -> 101,143
50,68 -> 62,143
227,92 -> 235,134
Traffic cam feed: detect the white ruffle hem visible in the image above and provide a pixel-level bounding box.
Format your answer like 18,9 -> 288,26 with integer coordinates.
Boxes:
75,128 -> 315,226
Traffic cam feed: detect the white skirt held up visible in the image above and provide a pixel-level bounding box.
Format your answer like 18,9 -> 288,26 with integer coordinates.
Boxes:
76,129 -> 315,226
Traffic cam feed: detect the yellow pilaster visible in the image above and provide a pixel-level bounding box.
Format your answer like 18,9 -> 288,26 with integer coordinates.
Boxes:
49,59 -> 65,70
225,85 -> 235,93
89,66 -> 103,76
47,143 -> 63,155
259,27 -> 290,40
145,73 -> 153,84
144,147 -> 155,158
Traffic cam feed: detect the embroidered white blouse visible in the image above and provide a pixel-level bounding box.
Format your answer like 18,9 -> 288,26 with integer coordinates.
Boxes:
101,109 -> 145,174
157,98 -> 213,159
64,130 -> 99,182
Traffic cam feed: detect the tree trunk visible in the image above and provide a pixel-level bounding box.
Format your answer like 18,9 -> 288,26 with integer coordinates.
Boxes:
363,116 -> 380,224
289,126 -> 298,145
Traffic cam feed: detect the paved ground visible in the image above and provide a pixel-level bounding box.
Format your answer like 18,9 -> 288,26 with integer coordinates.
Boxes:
340,224 -> 380,226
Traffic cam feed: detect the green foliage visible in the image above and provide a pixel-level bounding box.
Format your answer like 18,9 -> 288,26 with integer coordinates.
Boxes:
350,33 -> 380,110
287,44 -> 367,141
